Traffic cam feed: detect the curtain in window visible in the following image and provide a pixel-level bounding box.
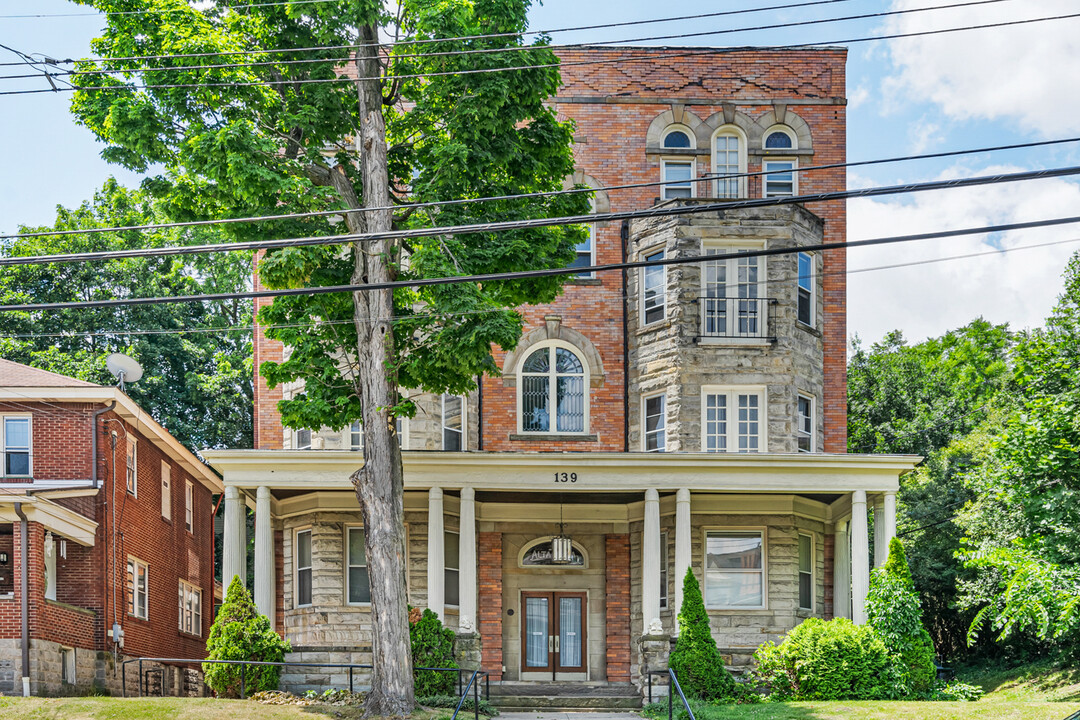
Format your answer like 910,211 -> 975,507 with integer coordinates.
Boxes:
525,597 -> 549,667
559,596 -> 582,668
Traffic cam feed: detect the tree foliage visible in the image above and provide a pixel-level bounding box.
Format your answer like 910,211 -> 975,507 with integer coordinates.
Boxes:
0,179 -> 253,451
204,577 -> 291,698
669,568 -> 736,701
410,608 -> 457,696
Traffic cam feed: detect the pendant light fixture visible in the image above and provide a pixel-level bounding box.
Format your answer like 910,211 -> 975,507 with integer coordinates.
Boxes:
552,495 -> 573,564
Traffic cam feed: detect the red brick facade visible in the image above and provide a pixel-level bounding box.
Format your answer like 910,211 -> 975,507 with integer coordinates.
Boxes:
477,531 -> 503,681
604,534 -> 631,682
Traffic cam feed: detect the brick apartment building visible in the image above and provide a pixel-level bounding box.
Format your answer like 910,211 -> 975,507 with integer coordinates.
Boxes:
0,359 -> 222,696
204,46 -> 918,695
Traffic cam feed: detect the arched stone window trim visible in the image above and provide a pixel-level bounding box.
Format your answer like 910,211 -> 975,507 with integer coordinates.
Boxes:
645,107 -> 705,154
502,320 -> 605,389
513,339 -> 590,435
748,109 -> 813,155
518,536 -> 590,569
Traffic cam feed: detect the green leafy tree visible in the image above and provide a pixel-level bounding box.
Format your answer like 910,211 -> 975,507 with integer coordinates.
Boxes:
865,538 -> 937,695
0,179 -> 253,451
410,608 -> 457,696
669,568 -> 735,701
204,577 -> 291,698
70,1 -> 587,712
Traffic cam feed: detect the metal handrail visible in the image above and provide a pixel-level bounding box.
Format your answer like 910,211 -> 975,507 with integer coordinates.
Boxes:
645,668 -> 697,720
449,669 -> 482,720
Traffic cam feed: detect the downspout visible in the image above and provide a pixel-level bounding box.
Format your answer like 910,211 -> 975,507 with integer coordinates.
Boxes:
621,219 -> 631,452
475,373 -> 483,451
14,501 -> 30,697
91,401 -> 115,489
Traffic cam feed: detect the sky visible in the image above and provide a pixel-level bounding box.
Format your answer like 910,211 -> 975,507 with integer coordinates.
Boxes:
2,0 -> 1080,346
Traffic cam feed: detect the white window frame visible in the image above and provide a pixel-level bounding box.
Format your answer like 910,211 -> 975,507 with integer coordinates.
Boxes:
515,340 -> 591,435
444,529 -> 460,608
798,533 -> 814,611
345,525 -> 371,606
160,461 -> 171,521
700,241 -> 767,338
2,414 -> 32,478
295,527 -> 313,608
178,579 -> 202,636
763,158 -> 798,198
641,247 -> 667,326
762,125 -> 798,151
60,647 -> 75,685
797,251 -> 815,328
703,528 -> 768,610
661,126 -> 695,150
185,479 -> 194,533
571,197 -> 597,277
441,394 -> 466,451
661,158 -> 695,200
797,394 -> 814,453
127,557 -> 149,620
294,428 -> 312,450
396,416 -> 409,451
712,127 -> 748,199
701,385 -> 768,453
642,392 -> 666,452
350,421 -> 363,452
659,531 -> 669,610
125,437 -> 138,496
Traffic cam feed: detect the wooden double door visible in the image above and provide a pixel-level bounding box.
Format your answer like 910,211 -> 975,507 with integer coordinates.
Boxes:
520,591 -> 587,676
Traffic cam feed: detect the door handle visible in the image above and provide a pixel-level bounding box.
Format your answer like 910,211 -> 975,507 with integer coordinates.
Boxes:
555,636 -> 560,653
548,635 -> 553,652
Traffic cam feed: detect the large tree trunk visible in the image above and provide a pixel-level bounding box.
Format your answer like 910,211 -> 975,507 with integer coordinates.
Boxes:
349,21 -> 415,716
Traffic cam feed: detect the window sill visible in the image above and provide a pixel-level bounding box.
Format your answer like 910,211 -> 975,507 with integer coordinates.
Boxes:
567,278 -> 602,286
509,434 -> 598,443
635,319 -> 673,336
178,630 -> 203,640
47,599 -> 95,616
696,336 -> 773,347
127,613 -> 150,623
797,321 -> 822,338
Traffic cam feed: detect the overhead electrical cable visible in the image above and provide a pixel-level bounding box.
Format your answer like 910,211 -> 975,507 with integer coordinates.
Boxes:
2,166 -> 1079,267
4,136 -> 1078,243
2,11 -> 1075,95
0,0 -> 1015,80
3,214 -> 1080,313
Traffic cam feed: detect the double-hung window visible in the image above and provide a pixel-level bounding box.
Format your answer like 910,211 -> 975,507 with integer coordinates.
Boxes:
444,530 -> 460,606
570,198 -> 596,277
797,252 -> 814,326
798,534 -> 813,610
350,421 -> 363,451
185,480 -> 194,533
702,387 -> 765,452
714,131 -> 744,199
346,527 -> 371,604
160,461 -> 171,521
520,345 -> 587,434
642,250 -> 666,325
442,395 -> 464,451
705,531 -> 764,608
296,529 -> 312,607
178,580 -> 202,636
660,130 -> 694,200
644,394 -> 666,452
127,557 -> 149,620
701,247 -> 765,338
763,159 -> 796,197
295,428 -> 312,450
3,416 -> 31,477
797,395 -> 813,453
125,437 -> 138,496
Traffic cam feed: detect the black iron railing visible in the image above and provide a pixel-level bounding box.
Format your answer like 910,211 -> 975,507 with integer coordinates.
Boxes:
698,296 -> 775,339
647,668 -> 698,720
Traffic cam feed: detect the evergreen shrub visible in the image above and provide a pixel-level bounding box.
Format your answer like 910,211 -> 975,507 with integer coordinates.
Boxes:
668,568 -> 736,701
866,538 -> 938,695
203,577 -> 291,697
411,607 -> 458,696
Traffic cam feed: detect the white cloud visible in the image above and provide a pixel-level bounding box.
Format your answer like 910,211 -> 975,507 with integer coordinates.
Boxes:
848,85 -> 871,111
882,1 -> 1080,136
847,165 -> 1080,344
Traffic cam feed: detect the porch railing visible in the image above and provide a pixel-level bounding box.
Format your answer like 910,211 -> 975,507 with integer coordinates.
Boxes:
646,668 -> 698,720
698,295 -> 775,339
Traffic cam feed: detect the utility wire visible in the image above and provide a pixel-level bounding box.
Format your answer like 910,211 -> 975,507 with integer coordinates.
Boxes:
0,0 -> 347,20
6,135 -> 1078,243
4,212 -> 1080,313
0,0 -> 1013,80
3,166 -> 1079,267
3,12 -> 1075,95
8,233 -> 1080,340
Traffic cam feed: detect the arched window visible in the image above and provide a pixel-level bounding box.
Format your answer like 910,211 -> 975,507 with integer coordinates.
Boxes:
661,127 -> 695,200
712,127 -> 747,199
519,343 -> 587,433
763,127 -> 796,150
663,130 -> 691,148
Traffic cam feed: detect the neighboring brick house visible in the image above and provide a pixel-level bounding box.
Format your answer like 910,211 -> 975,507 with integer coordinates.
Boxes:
205,46 -> 918,695
0,359 -> 222,696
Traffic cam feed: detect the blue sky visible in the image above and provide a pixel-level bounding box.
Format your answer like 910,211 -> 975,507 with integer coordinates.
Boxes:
2,0 -> 1079,344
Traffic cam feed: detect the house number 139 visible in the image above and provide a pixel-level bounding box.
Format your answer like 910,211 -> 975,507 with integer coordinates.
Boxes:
554,472 -> 578,483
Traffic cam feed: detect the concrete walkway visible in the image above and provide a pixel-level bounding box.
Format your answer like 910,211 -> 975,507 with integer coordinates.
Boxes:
498,713 -> 643,720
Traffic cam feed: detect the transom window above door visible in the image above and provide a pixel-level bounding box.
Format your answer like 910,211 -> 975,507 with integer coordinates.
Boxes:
518,344 -> 588,434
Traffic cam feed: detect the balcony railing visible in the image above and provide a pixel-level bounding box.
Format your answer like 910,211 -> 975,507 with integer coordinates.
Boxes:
698,295 -> 775,339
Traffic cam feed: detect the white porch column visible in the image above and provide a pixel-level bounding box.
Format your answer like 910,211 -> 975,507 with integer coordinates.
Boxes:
458,487 -> 477,633
427,487 -> 445,619
674,488 -> 692,622
254,486 -> 275,620
222,486 -> 245,589
873,496 -> 887,568
642,488 -> 661,631
851,491 -> 870,624
834,520 -> 851,620
883,491 -> 898,551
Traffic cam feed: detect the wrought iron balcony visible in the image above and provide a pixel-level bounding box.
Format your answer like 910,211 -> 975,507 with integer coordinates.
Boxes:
698,295 -> 776,340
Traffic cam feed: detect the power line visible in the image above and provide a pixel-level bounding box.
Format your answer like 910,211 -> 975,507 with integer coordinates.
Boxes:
4,166 -> 1079,267
0,0 -> 1013,81
4,213 -> 1080,313
6,135 -> 1078,243
3,12 -> 1076,95
0,0 -> 345,20
7,233 -> 1080,340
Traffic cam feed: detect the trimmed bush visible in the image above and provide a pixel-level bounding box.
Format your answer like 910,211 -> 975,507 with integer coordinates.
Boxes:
668,568 -> 736,701
411,607 -> 458,696
204,577 -> 291,698
751,618 -> 899,701
866,538 -> 937,696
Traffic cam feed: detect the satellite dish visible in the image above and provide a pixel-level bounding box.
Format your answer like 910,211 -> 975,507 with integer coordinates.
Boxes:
106,353 -> 143,391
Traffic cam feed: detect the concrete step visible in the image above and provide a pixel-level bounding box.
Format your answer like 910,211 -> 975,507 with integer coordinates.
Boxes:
491,697 -> 643,711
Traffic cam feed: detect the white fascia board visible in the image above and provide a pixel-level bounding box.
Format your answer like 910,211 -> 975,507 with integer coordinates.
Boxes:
0,495 -> 98,546
202,449 -> 919,494
0,386 -> 223,493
